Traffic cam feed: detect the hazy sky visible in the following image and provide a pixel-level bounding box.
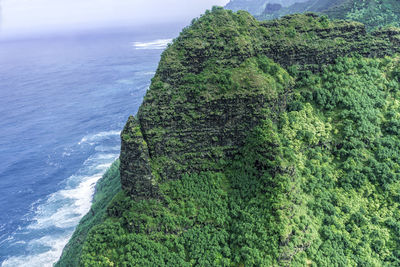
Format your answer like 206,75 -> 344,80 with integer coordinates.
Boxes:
1,0 -> 229,37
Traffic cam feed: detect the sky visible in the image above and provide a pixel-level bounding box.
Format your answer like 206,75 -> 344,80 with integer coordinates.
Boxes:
0,0 -> 229,38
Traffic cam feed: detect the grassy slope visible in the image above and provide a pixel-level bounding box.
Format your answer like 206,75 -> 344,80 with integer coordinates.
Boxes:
55,160 -> 121,267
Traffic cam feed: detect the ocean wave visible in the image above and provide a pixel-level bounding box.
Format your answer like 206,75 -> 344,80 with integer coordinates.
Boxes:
1,150 -> 119,267
78,130 -> 121,145
135,71 -> 156,76
0,236 -> 13,247
89,153 -> 118,161
27,174 -> 102,230
95,145 -> 120,152
116,79 -> 135,85
132,39 -> 172,50
28,153 -> 118,230
95,163 -> 113,170
2,235 -> 69,267
142,71 -> 156,75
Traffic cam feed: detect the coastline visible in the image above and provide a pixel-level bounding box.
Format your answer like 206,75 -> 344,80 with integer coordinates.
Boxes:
55,160 -> 121,266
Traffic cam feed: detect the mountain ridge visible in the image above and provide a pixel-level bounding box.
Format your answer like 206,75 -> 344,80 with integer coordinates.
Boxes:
58,7 -> 400,266
228,0 -> 400,31
225,0 -> 309,15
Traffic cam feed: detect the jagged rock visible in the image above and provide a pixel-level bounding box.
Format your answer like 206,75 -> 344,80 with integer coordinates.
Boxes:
120,116 -> 158,199
120,10 -> 400,198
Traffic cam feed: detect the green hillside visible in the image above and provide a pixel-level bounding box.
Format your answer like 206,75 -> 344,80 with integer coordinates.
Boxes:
58,7 -> 400,266
225,0 -> 309,15
256,0 -> 400,31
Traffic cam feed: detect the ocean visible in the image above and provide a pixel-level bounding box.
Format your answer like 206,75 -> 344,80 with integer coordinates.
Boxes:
0,25 -> 180,266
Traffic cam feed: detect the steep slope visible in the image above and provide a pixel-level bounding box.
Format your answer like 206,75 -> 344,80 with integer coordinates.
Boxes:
64,8 -> 400,266
256,0 -> 400,31
225,0 -> 308,15
257,0 -> 348,19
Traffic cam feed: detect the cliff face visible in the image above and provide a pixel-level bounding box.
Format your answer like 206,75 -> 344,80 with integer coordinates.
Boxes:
120,10 -> 400,198
120,116 -> 158,199
73,8 -> 400,267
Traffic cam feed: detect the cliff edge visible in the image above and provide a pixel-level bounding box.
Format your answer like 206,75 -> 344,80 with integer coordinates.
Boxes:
59,8 -> 400,266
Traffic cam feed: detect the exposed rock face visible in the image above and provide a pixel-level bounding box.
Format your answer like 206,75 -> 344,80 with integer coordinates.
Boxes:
67,9 -> 400,266
120,116 -> 158,199
259,15 -> 400,71
119,10 -> 400,199
138,92 -> 283,180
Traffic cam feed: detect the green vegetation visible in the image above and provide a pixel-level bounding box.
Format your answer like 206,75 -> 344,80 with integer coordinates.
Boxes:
60,7 -> 400,266
56,160 -> 121,267
254,0 -> 400,31
225,0 -> 308,15
341,0 -> 400,30
79,58 -> 400,266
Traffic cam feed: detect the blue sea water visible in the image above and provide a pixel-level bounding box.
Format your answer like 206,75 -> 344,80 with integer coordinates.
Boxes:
0,25 -> 180,266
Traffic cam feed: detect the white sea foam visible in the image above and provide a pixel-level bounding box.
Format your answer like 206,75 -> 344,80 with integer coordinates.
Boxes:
1,130 -> 120,267
132,39 -> 172,50
91,153 -> 118,160
95,145 -> 120,152
2,235 -> 71,267
135,71 -> 156,76
116,79 -> 135,85
61,152 -> 71,157
0,236 -> 13,247
143,71 -> 156,75
78,130 -> 120,145
95,163 -> 113,170
27,174 -> 102,230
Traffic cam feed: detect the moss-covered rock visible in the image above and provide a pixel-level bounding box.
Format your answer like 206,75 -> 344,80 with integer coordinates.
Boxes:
120,116 -> 158,199
121,8 -> 400,196
62,8 -> 400,266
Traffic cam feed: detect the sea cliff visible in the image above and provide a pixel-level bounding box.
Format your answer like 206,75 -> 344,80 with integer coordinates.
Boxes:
59,7 -> 400,266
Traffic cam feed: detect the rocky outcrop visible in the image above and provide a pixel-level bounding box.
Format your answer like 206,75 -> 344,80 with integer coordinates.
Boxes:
120,116 -> 158,199
259,14 -> 400,71
138,91 -> 285,181
119,10 -> 400,199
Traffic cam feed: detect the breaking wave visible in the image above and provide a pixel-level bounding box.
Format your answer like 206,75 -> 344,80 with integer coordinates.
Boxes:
132,39 -> 172,50
1,131 -> 120,267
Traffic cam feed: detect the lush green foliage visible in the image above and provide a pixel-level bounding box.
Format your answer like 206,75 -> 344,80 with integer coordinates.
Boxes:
342,0 -> 400,30
79,56 -> 400,266
56,160 -> 121,267
287,56 -> 400,266
138,7 -> 399,184
225,0 -> 308,15
255,0 -> 400,31
63,8 -> 400,267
